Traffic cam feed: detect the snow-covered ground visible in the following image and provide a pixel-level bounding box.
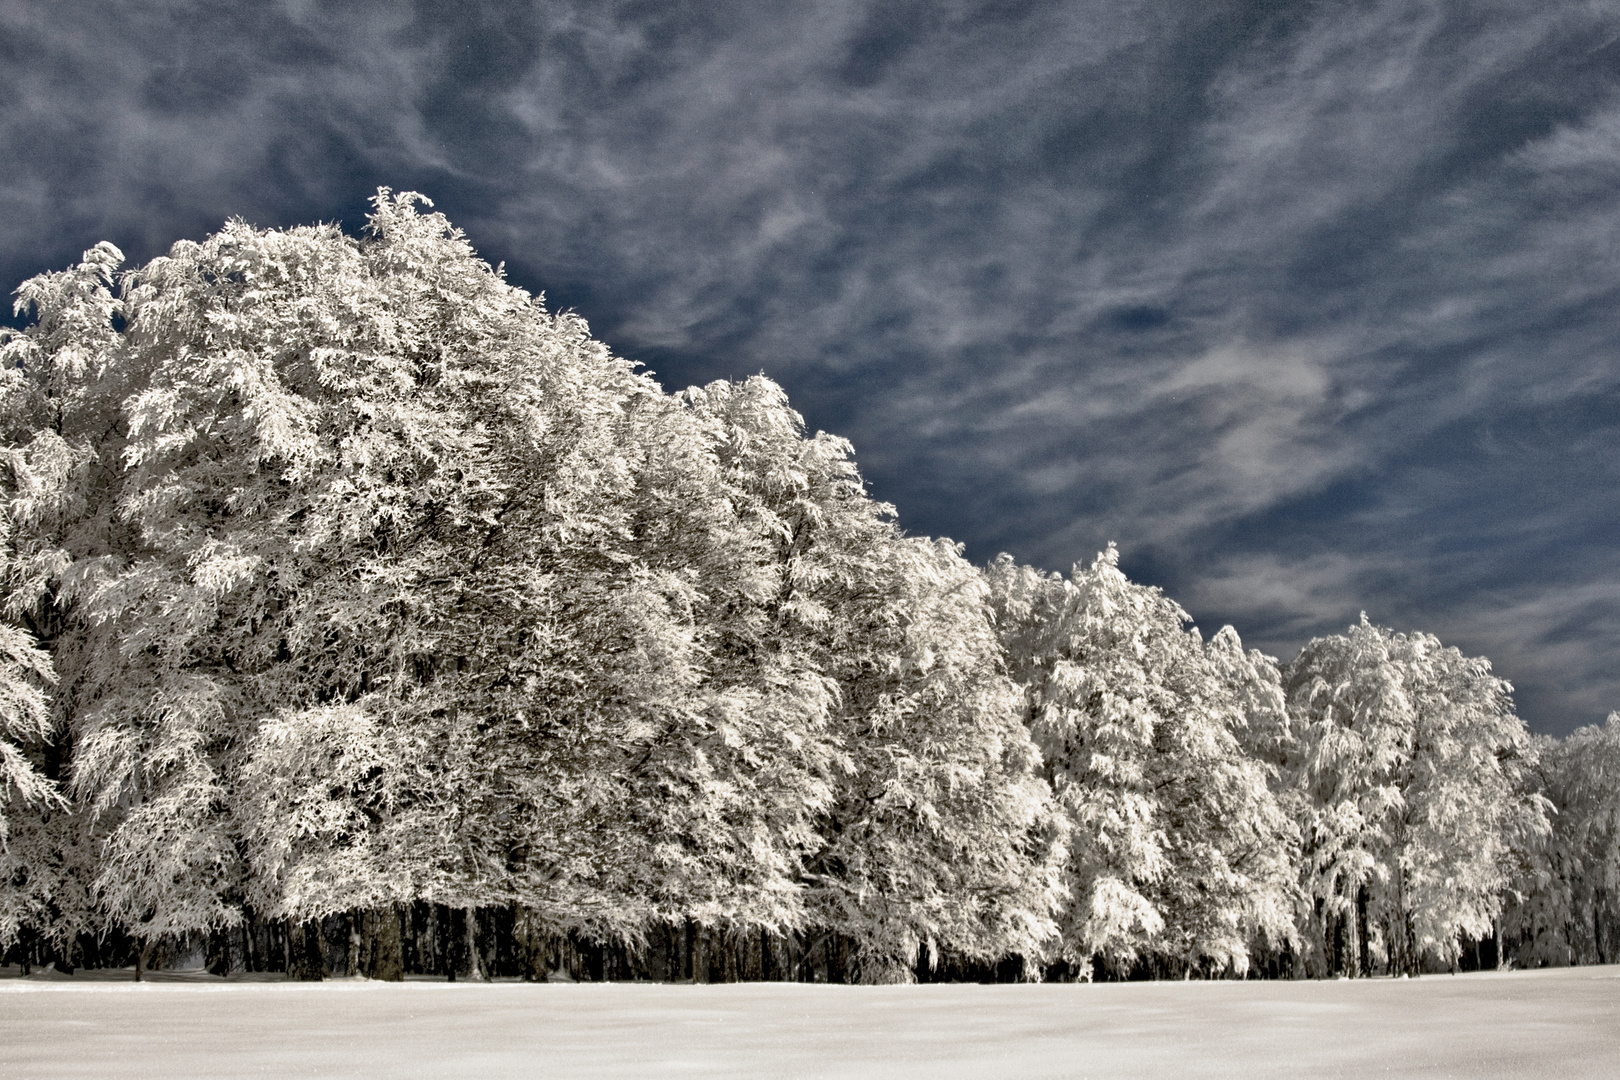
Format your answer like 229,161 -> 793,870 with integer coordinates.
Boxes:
1,965 -> 1615,1078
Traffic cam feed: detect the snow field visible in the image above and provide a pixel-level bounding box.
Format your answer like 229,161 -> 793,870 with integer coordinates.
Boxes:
1,964 -> 1616,1079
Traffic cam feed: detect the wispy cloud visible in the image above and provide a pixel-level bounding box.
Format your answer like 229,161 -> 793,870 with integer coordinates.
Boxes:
1178,549 -> 1368,649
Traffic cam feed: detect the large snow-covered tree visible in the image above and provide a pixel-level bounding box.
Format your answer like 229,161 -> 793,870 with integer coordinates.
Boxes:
986,547 -> 1296,978
0,240 -> 142,959
0,194 -> 848,962
1283,616 -> 1548,976
0,192 -> 1065,981
680,378 -> 1063,982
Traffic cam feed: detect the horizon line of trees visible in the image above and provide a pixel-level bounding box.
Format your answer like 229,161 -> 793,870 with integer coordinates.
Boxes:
0,192 -> 1613,983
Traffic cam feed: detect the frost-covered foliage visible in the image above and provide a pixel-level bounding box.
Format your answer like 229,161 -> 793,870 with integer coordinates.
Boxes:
677,380 -> 1063,982
986,547 -> 1296,978
0,624 -> 58,842
1283,616 -> 1548,976
0,194 -> 1601,982
0,193 -> 852,947
0,193 -> 1059,975
1502,718 -> 1620,967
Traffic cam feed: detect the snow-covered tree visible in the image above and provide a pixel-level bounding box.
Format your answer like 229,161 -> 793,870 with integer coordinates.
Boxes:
0,621 -> 71,953
811,535 -> 1063,982
0,195 -> 866,966
483,377 -> 848,942
1503,718 -> 1620,967
1283,616 -> 1548,976
680,378 -> 1063,982
986,547 -> 1297,978
0,241 -> 134,958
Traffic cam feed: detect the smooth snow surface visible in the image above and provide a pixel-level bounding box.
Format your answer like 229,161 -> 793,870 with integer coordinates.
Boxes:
1,966 -> 1616,1078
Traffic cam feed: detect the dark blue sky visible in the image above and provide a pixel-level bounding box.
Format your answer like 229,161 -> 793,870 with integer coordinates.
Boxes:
5,0 -> 1619,735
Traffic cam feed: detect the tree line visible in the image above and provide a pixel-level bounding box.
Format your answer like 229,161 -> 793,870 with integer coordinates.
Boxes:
0,193 -> 1612,982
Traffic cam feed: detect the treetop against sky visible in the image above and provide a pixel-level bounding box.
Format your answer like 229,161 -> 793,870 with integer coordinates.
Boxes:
3,1 -> 1620,734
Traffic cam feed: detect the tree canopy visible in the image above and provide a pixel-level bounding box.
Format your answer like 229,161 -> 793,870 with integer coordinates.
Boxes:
986,546 -> 1296,978
0,193 -> 1584,984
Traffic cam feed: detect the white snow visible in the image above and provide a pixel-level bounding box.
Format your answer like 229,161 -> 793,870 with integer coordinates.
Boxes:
1,965 -> 1615,1078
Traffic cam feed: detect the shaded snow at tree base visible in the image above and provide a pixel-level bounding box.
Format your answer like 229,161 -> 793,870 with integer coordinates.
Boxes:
2,965 -> 1616,1079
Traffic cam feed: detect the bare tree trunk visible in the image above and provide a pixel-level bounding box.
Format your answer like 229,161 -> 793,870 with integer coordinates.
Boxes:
1306,898 -> 1330,979
355,910 -> 371,978
1333,903 -> 1351,978
750,927 -> 766,981
366,905 -> 405,981
1356,885 -> 1371,978
241,917 -> 254,973
289,920 -> 326,981
513,907 -> 538,981
206,928 -> 232,977
346,911 -> 361,977
429,905 -> 452,982
1595,892 -> 1609,966
465,908 -> 488,981
1391,859 -> 1408,976
692,924 -> 709,983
